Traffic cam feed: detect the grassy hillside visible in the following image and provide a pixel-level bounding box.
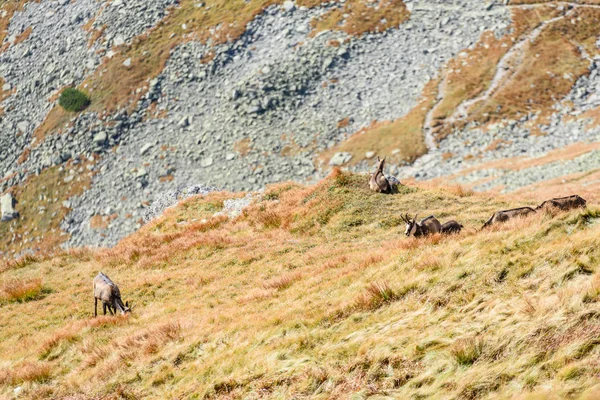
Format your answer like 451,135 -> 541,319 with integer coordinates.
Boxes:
1,171 -> 600,399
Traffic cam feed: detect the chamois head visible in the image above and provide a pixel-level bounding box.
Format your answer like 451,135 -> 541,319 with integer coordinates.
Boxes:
375,156 -> 386,173
401,213 -> 418,237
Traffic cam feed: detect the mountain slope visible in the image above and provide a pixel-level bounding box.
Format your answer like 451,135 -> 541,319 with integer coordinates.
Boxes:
1,171 -> 600,398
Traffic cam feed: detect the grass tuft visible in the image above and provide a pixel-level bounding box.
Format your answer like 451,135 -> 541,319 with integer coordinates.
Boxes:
451,337 -> 484,366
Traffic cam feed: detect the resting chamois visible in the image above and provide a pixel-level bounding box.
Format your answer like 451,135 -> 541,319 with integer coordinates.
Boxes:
441,220 -> 463,234
536,195 -> 587,211
93,272 -> 132,317
369,156 -> 392,194
402,214 -> 442,237
482,207 -> 536,229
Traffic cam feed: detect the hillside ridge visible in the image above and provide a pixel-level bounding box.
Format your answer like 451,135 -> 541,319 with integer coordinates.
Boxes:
1,0 -> 600,256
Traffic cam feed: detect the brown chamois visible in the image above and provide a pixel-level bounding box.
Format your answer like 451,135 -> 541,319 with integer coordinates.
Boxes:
402,214 -> 442,237
93,272 -> 132,317
440,220 -> 463,234
369,156 -> 392,194
482,207 -> 536,229
536,195 -> 587,211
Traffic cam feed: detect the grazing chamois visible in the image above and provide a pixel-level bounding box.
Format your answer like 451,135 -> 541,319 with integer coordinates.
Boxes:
536,195 -> 587,211
93,272 -> 132,317
369,156 -> 392,194
441,220 -> 463,234
402,214 -> 442,237
482,207 -> 536,229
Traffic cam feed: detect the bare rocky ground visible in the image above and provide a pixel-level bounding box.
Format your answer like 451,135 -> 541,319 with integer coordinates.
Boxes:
1,0 -> 600,250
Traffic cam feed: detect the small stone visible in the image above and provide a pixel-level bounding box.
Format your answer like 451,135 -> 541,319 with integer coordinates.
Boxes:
201,157 -> 214,167
93,131 -> 107,144
282,1 -> 295,12
178,116 -> 189,128
329,152 -> 352,166
16,121 -> 28,133
140,143 -> 153,155
365,151 -> 376,159
2,82 -> 11,91
113,36 -> 125,46
226,153 -> 236,161
135,168 -> 148,178
123,58 -> 132,67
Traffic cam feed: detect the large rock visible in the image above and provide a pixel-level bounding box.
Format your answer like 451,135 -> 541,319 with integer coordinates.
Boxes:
1,193 -> 19,222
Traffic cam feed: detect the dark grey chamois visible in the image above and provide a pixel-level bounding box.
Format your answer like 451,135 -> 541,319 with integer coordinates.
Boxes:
440,220 -> 463,234
536,195 -> 587,211
93,272 -> 132,317
402,214 -> 442,237
482,207 -> 536,229
369,156 -> 392,194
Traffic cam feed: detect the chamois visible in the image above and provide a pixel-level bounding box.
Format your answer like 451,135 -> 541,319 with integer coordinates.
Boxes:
536,195 -> 587,211
93,272 -> 132,317
402,214 -> 442,237
369,156 -> 392,194
441,220 -> 463,234
482,207 -> 536,229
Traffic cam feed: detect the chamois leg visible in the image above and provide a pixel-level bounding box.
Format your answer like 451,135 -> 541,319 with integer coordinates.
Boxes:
94,298 -> 97,317
108,304 -> 115,316
103,303 -> 107,315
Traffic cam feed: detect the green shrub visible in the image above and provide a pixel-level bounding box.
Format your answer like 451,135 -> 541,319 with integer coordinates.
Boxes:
58,88 -> 90,112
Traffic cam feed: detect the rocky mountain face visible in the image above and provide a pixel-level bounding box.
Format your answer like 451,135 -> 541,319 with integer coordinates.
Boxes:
1,0 -> 600,256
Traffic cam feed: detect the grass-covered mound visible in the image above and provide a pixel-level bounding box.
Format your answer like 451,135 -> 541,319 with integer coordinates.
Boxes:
1,171 -> 600,398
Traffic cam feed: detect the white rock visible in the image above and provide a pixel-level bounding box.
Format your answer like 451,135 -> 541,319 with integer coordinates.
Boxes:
93,132 -> 107,144
113,36 -> 125,46
2,82 -> 11,91
365,151 -> 376,159
140,143 -> 153,156
178,116 -> 189,128
16,121 -> 28,133
123,58 -> 132,67
201,157 -> 214,168
1,193 -> 18,222
329,152 -> 352,166
283,1 -> 295,12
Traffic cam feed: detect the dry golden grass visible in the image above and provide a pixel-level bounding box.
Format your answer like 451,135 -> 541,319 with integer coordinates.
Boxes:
0,361 -> 51,386
0,77 -> 13,103
468,7 -> 600,125
1,171 -> 600,398
0,277 -> 46,303
310,0 -> 410,37
233,137 -> 252,156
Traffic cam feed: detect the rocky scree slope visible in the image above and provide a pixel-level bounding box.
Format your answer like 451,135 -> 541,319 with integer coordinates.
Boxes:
1,0 -> 600,254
